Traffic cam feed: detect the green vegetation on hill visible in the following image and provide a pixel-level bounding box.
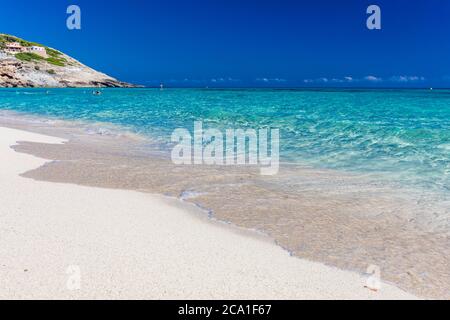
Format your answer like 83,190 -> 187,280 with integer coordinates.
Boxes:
0,34 -> 19,48
1,33 -> 67,67
46,57 -> 66,66
15,52 -> 44,62
0,34 -> 43,49
15,52 -> 66,67
46,47 -> 62,57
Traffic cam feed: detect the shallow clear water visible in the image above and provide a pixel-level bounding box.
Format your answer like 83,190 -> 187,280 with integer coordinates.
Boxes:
1,88 -> 449,192
2,88 -> 450,298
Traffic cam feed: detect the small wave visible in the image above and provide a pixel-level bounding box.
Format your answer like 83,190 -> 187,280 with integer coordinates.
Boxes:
180,190 -> 204,200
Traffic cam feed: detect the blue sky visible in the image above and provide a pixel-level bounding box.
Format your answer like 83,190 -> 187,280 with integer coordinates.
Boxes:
1,0 -> 449,87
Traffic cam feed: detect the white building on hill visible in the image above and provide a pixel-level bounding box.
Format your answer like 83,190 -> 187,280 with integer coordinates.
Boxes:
4,42 -> 24,54
3,42 -> 48,58
26,46 -> 48,58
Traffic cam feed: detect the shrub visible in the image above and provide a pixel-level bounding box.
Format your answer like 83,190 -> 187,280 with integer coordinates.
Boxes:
46,57 -> 66,67
15,52 -> 44,62
46,47 -> 62,57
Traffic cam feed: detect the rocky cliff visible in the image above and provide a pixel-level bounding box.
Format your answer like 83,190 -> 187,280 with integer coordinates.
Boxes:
0,34 -> 136,88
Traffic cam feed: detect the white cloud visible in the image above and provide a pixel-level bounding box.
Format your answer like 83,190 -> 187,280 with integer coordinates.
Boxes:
303,76 -> 353,83
390,75 -> 425,82
256,78 -> 286,83
302,75 -> 428,85
210,77 -> 241,83
364,75 -> 382,82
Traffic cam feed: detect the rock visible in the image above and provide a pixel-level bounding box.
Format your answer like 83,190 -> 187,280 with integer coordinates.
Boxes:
0,34 -> 138,88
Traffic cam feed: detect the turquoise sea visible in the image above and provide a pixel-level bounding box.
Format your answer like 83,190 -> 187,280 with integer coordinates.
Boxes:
1,88 -> 449,192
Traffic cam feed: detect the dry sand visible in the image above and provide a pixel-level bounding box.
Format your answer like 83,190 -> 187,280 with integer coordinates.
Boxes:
0,126 -> 417,299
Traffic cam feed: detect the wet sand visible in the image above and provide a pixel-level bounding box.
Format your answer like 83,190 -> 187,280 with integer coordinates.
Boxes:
1,112 -> 449,299
0,125 -> 420,299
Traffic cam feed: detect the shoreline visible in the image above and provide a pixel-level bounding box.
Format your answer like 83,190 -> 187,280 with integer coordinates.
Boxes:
0,110 -> 449,299
0,125 -> 417,299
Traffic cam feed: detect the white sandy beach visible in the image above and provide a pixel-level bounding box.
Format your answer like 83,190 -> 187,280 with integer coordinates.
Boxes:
0,126 -> 417,299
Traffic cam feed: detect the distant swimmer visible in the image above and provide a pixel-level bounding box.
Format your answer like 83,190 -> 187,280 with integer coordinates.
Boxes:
93,90 -> 102,95
160,83 -> 164,90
